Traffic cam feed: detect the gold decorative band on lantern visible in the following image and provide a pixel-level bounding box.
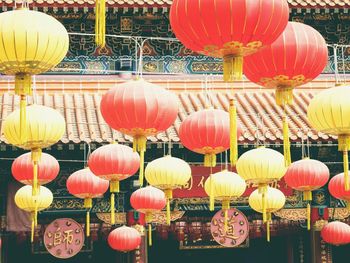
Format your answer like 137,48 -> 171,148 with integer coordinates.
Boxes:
31,148 -> 42,196
95,0 -> 106,47
338,135 -> 350,191
229,99 -> 238,166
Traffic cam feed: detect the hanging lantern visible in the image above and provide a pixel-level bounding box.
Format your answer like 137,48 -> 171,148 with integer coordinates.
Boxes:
66,168 -> 109,237
130,186 -> 166,246
284,158 -> 329,230
169,0 -> 289,82
308,85 -> 350,190
108,226 -> 141,252
4,105 -> 65,196
249,187 -> 285,242
88,142 -> 140,225
15,185 -> 53,242
145,155 -> 191,225
204,170 -> 246,231
0,9 -> 68,138
100,79 -> 179,186
12,152 -> 59,188
179,108 -> 242,167
328,173 -> 350,209
321,221 -> 350,246
237,147 -> 286,223
244,22 -> 328,167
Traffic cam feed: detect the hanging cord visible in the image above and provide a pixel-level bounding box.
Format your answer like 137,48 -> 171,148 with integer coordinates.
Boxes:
333,45 -> 340,85
341,46 -> 346,84
282,103 -> 291,167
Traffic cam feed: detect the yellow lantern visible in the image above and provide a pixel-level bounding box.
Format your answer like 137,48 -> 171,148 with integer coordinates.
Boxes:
249,187 -> 285,242
4,105 -> 66,195
204,170 -> 246,231
236,147 -> 286,222
0,9 -> 69,138
145,155 -> 191,225
307,85 -> 350,190
15,185 -> 53,242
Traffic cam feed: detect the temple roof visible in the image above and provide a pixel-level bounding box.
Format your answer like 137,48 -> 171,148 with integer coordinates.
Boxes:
0,0 -> 349,8
0,75 -> 340,145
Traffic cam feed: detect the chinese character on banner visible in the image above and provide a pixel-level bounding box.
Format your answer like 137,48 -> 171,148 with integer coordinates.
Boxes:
211,208 -> 249,247
44,218 -> 84,259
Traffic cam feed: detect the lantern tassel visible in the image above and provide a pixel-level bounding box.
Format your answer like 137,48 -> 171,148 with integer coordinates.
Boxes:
222,200 -> 230,233
15,73 -> 31,143
303,191 -> 312,201
95,0 -> 106,47
266,213 -> 271,242
20,95 -> 27,143
223,55 -> 243,82
84,198 -> 92,237
276,87 -> 294,106
229,99 -> 238,166
134,136 -> 147,187
347,201 -> 350,210
204,153 -> 216,167
282,115 -> 291,167
209,175 -> 214,211
110,193 -> 115,225
31,148 -> 42,196
164,189 -> 172,225
148,224 -> 152,246
307,202 -> 311,231
34,200 -> 38,227
338,135 -> 350,191
31,213 -> 35,243
259,185 -> 268,223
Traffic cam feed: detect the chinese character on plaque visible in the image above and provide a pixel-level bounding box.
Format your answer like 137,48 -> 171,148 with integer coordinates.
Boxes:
44,218 -> 84,259
210,208 -> 249,247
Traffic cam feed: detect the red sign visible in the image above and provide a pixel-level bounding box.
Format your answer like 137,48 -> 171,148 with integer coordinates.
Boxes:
44,218 -> 84,259
211,208 -> 249,247
173,166 -> 293,198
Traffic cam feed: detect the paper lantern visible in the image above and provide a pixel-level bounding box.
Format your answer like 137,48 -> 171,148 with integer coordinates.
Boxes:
0,9 -> 68,137
245,22 -> 328,167
145,155 -> 191,225
100,79 -> 179,186
179,108 -> 242,167
237,147 -> 286,222
4,105 -> 65,195
249,187 -> 285,242
15,185 -> 53,242
12,152 -> 59,187
308,85 -> 350,190
170,0 -> 289,82
130,186 -> 166,246
204,170 -> 246,230
88,142 -> 140,225
108,226 -> 141,252
284,158 -> 329,230
66,168 -> 109,237
328,173 -> 350,209
321,221 -> 350,246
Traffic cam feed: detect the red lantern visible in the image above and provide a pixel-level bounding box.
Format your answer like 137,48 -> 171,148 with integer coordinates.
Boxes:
328,173 -> 350,208
100,79 -> 178,186
244,22 -> 328,106
66,168 -> 109,237
284,158 -> 329,230
12,152 -> 59,185
321,221 -> 350,246
170,0 -> 289,82
179,108 -> 242,167
88,143 -> 140,225
108,226 -> 141,252
130,186 -> 166,246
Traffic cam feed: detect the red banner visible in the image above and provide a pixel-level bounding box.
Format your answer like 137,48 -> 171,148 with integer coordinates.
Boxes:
173,166 -> 293,198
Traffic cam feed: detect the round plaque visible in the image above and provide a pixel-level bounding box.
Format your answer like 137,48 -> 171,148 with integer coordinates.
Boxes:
210,208 -> 249,247
44,218 -> 84,259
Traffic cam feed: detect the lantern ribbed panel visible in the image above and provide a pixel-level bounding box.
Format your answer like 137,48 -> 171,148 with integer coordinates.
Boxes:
248,187 -> 286,213
12,152 -> 59,185
284,159 -> 330,191
145,156 -> 191,189
0,9 -> 69,75
3,105 -> 66,150
169,0 -> 289,56
236,148 -> 286,184
15,185 -> 53,212
100,79 -> 178,137
88,143 -> 140,181
66,168 -> 109,199
329,173 -> 350,201
204,170 -> 246,199
130,186 -> 166,214
108,226 -> 141,252
307,85 -> 350,135
321,221 -> 350,246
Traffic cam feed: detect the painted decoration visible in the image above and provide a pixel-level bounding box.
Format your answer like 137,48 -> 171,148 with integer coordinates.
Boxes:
210,208 -> 249,247
44,218 -> 84,259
